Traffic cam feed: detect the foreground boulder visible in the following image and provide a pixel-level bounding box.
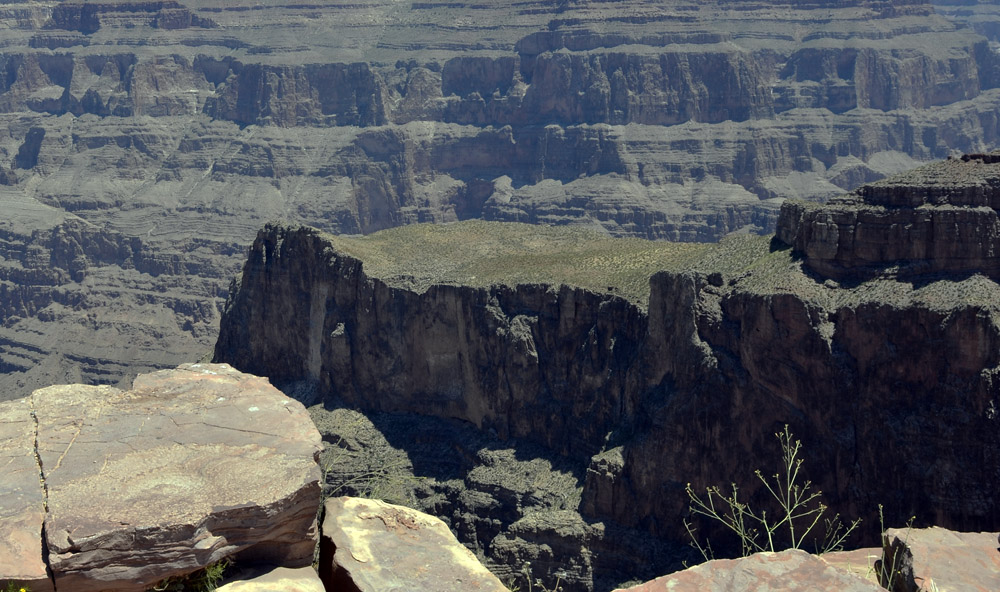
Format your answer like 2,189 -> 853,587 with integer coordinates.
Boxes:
0,363 -> 322,592
614,549 -> 885,592
879,526 -> 1000,592
319,496 -> 510,592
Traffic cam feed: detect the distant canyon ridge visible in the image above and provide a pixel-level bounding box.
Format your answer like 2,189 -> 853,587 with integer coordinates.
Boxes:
4,0 -> 1000,396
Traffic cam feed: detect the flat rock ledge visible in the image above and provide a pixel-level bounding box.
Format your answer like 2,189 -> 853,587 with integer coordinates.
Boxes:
319,496 -> 511,592
614,548 -> 885,592
0,363 -> 322,592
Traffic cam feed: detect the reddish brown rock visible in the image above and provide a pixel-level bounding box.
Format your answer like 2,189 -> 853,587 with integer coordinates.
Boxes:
614,549 -> 885,592
31,363 -> 322,592
0,397 -> 54,592
878,526 -> 1000,592
820,547 -> 882,585
319,496 -> 510,592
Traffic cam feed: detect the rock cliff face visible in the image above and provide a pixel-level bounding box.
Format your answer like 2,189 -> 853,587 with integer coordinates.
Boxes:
214,215 -> 1000,591
777,151 -> 1000,278
216,229 -> 646,458
6,0 -> 1000,398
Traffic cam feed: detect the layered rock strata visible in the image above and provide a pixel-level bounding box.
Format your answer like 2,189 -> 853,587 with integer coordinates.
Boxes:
777,151 -> 1000,278
0,363 -> 322,592
6,0 -> 1000,399
215,217 -> 1000,590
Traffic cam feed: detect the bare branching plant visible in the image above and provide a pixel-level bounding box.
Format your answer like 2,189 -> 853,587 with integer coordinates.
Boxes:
683,425 -> 861,561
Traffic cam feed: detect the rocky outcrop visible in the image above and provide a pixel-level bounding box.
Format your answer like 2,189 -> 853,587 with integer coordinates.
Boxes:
319,496 -> 510,592
44,1 -> 216,35
878,527 -> 1000,592
613,549 -> 885,592
215,217 -> 1000,589
776,151 -> 1000,278
0,363 -> 322,592
215,222 -> 651,458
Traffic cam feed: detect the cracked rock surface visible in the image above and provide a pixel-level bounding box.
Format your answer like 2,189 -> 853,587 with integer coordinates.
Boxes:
0,363 -> 322,592
0,397 -> 52,592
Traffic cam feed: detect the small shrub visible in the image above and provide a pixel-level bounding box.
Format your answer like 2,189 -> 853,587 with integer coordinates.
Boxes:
148,557 -> 230,592
683,425 -> 861,560
508,563 -> 564,592
2,582 -> 29,592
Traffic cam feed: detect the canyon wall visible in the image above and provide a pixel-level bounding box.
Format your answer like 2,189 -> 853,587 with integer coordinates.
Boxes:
6,0 -> 1000,397
214,192 -> 1000,589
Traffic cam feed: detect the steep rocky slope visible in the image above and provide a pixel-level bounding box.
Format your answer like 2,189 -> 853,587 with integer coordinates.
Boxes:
215,151 -> 1000,588
4,0 -> 1000,398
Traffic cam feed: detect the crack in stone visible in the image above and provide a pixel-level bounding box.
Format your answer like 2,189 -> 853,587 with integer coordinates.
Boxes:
30,396 -> 58,592
200,422 -> 282,438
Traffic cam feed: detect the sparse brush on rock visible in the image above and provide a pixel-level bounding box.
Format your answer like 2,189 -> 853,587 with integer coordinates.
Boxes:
683,426 -> 861,560
147,558 -> 230,592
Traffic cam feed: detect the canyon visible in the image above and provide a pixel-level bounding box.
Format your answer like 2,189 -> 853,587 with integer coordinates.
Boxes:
213,152 -> 1000,590
3,2 -> 1000,589
4,0 -> 1000,396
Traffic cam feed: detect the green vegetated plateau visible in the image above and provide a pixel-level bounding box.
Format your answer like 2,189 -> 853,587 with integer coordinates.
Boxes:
323,218 -> 1000,311
325,220 -> 762,307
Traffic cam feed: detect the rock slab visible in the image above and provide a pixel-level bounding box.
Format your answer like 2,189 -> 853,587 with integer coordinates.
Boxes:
320,496 -> 510,592
879,526 -> 1000,592
614,549 -> 885,592
4,363 -> 323,592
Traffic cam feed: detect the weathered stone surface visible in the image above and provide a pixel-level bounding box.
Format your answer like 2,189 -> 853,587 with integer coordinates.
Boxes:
319,496 -> 510,592
31,363 -> 322,592
0,397 -> 53,592
820,548 -> 882,585
777,152 -> 1000,278
878,527 -> 1000,592
216,566 -> 325,592
613,549 -> 885,592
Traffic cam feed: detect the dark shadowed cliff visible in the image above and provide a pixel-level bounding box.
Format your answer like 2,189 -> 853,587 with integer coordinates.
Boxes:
215,155 -> 1000,590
